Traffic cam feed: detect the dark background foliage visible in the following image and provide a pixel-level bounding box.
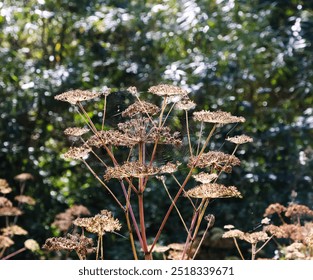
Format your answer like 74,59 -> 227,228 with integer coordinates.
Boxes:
0,0 -> 312,259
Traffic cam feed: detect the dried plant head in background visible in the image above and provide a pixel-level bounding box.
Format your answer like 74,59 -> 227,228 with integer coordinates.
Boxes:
54,89 -> 101,105
193,110 -> 245,125
14,195 -> 36,206
1,225 -> 28,236
148,84 -> 188,98
0,207 -> 23,216
0,235 -> 14,249
185,183 -> 242,199
226,135 -> 253,145
14,173 -> 34,182
175,97 -> 196,111
192,172 -> 218,184
24,239 -> 40,252
264,203 -> 287,216
0,197 -> 13,208
285,204 -> 313,219
0,179 -> 12,194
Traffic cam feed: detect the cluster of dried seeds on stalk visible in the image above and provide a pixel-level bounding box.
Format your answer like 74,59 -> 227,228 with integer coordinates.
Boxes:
54,89 -> 101,105
193,110 -> 245,125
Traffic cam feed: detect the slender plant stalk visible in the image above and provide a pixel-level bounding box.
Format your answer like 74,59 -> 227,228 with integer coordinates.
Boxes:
233,237 -> 245,260
185,110 -> 193,157
192,222 -> 211,260
1,247 -> 26,260
102,95 -> 107,130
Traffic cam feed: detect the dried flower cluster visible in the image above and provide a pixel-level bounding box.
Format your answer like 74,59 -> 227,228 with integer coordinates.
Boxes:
55,89 -> 101,105
193,110 -> 245,125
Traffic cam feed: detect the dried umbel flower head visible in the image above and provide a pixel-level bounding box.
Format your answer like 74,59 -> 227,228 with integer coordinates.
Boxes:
175,98 -> 196,111
0,235 -> 14,249
68,205 -> 91,217
122,101 -> 160,118
159,162 -> 181,174
127,86 -> 139,97
224,225 -> 235,230
14,173 -> 34,181
0,179 -> 12,194
73,210 -> 121,235
264,203 -> 287,216
146,244 -> 170,253
264,224 -> 288,239
86,130 -> 130,147
222,229 -> 245,239
0,207 -> 23,216
192,172 -> 218,184
63,145 -> 92,160
188,151 -> 240,172
265,224 -> 304,241
14,195 -> 36,206
1,225 -> 28,236
193,110 -> 245,125
104,161 -> 159,181
24,239 -> 40,252
226,135 -> 253,145
242,232 -> 269,244
54,89 -> 101,105
167,243 -> 185,251
185,183 -> 242,199
148,84 -> 188,97
284,242 -> 306,260
0,197 -> 13,208
285,204 -> 313,218
64,127 -> 90,137
43,233 -> 94,258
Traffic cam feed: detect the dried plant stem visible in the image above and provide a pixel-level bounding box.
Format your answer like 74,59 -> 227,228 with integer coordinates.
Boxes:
196,121 -> 204,156
251,243 -> 257,260
255,235 -> 274,255
185,110 -> 193,157
160,178 -> 189,234
77,103 -> 98,135
233,237 -> 245,260
0,248 -> 6,259
1,247 -> 26,260
158,97 -> 168,126
162,102 -> 176,127
82,160 -> 124,210
102,95 -> 107,130
192,222 -> 211,260
172,174 -> 196,210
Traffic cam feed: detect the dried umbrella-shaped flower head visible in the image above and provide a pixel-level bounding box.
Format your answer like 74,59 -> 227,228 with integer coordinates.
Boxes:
24,239 -> 40,252
226,135 -> 253,145
1,225 -> 28,236
204,214 -> 215,229
193,110 -> 245,125
0,207 -> 23,216
159,162 -> 181,174
285,204 -> 313,218
185,183 -> 242,199
188,151 -> 240,172
175,97 -> 196,111
264,203 -> 287,216
0,197 -> 13,207
0,179 -> 12,194
192,172 -> 218,184
122,101 -> 160,117
54,89 -> 101,105
104,161 -> 159,181
0,235 -> 14,249
14,173 -> 34,181
14,195 -> 36,205
64,127 -> 90,137
148,84 -> 188,97
63,145 -> 92,160
73,210 -> 121,235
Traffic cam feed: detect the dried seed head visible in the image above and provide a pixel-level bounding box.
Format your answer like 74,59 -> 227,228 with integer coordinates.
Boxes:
226,135 -> 253,145
261,217 -> 271,225
285,242 -> 306,260
148,84 -> 188,97
14,173 -> 34,181
264,225 -> 288,239
193,110 -> 245,125
188,151 -> 240,171
64,127 -> 90,137
63,145 -> 91,160
185,183 -> 242,199
1,225 -> 28,236
104,161 -> 159,181
222,229 -> 245,239
224,224 -> 235,230
167,243 -> 185,251
0,207 -> 23,216
159,162 -> 181,174
24,239 -> 40,252
68,205 -> 91,217
14,195 -> 36,206
264,203 -> 287,216
0,197 -> 13,208
265,224 -> 304,241
54,90 -> 101,105
73,210 -> 121,235
0,179 -> 12,194
192,172 -> 218,184
127,86 -> 139,97
122,101 -> 160,118
243,232 -> 269,244
285,204 -> 313,218
0,235 -> 14,249
86,130 -> 135,147
175,98 -> 196,111
146,244 -> 170,253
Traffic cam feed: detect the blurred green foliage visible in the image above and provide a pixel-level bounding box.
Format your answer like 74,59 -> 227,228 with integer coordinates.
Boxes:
0,0 -> 312,259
